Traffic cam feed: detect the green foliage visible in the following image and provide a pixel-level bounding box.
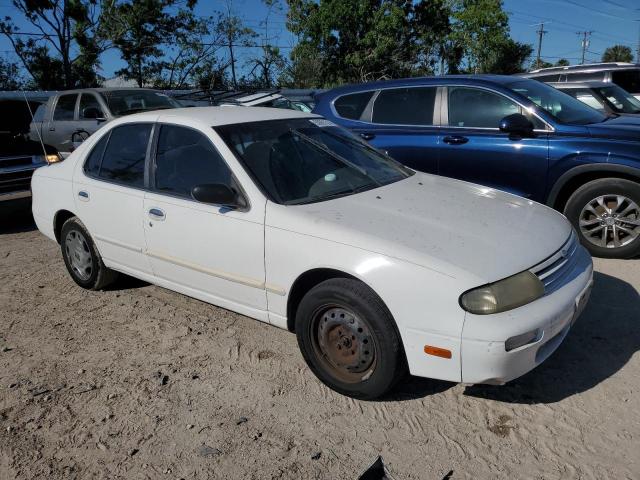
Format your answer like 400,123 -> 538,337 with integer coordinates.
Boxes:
602,45 -> 633,63
0,0 -> 105,89
0,56 -> 25,90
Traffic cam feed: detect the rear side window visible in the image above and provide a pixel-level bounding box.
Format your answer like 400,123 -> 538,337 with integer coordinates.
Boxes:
530,74 -> 560,82
333,91 -> 374,120
53,94 -> 78,121
448,87 -> 519,128
154,125 -> 232,198
98,124 -> 152,187
566,72 -> 604,82
83,133 -> 109,177
612,70 -> 640,94
79,94 -> 104,119
372,87 -> 437,125
563,89 -> 606,112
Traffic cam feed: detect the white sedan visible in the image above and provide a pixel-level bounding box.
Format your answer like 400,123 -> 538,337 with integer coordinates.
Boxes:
31,107 -> 594,399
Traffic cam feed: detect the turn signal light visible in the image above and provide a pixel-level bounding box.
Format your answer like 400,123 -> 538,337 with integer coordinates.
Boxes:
424,345 -> 452,359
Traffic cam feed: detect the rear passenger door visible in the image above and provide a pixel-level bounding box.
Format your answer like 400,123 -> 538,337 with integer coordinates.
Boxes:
437,86 -> 549,200
73,123 -> 153,275
351,86 -> 441,174
45,93 -> 79,157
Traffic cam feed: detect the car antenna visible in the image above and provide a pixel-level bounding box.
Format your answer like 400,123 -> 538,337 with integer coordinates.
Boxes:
21,90 -> 51,165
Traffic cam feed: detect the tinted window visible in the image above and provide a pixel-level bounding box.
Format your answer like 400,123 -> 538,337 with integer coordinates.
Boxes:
531,74 -> 560,82
98,124 -> 151,187
155,125 -> 232,198
566,72 -> 605,82
448,87 -> 519,128
53,94 -> 77,121
100,90 -> 181,116
372,87 -> 437,125
334,91 -> 374,120
612,70 -> 640,94
217,119 -> 411,205
83,133 -> 109,177
79,94 -> 104,119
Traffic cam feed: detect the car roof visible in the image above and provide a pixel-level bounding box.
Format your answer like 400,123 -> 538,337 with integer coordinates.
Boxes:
117,106 -> 318,126
524,62 -> 639,76
547,81 -> 611,89
317,74 -> 528,98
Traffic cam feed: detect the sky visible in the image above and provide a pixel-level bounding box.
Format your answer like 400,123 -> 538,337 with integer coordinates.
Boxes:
0,0 -> 639,81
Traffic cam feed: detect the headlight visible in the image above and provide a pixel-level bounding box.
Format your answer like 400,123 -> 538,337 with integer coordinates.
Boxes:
46,154 -> 61,164
460,271 -> 544,315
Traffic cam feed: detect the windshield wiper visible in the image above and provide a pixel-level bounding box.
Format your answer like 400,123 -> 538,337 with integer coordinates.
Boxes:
288,183 -> 377,205
290,129 -> 379,183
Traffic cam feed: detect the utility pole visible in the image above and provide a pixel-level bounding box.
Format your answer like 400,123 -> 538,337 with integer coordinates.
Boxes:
636,19 -> 640,63
534,23 -> 548,68
577,31 -> 593,64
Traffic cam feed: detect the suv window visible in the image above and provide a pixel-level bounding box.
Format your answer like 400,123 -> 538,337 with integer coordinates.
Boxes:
83,133 -> 109,177
372,87 -> 437,125
531,74 -> 560,82
53,94 -> 78,121
562,89 -> 605,112
565,72 -> 604,82
612,70 -> 640,94
98,124 -> 152,187
448,87 -> 519,128
333,91 -> 374,120
79,94 -> 104,119
154,125 -> 232,198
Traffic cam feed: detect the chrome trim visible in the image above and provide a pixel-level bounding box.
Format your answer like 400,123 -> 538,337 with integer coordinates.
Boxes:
530,231 -> 579,294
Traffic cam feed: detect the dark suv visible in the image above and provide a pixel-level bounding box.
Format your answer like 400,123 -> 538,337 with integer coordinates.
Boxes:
313,75 -> 640,258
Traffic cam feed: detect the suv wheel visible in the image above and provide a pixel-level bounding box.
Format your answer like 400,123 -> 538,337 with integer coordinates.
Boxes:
295,278 -> 407,400
564,178 -> 640,258
60,217 -> 119,289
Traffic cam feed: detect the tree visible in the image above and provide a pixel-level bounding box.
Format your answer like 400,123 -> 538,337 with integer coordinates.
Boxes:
0,56 -> 25,90
216,1 -> 256,89
486,39 -> 532,74
412,0 -> 456,75
246,0 -> 286,88
0,0 -> 105,89
102,0 -> 198,88
602,45 -> 633,63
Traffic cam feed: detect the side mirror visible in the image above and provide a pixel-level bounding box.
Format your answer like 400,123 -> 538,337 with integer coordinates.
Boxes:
499,113 -> 534,137
191,183 -> 245,209
82,106 -> 106,122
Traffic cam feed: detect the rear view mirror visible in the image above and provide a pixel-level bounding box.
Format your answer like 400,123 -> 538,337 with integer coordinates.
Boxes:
82,106 -> 106,122
499,113 -> 534,137
191,183 -> 245,209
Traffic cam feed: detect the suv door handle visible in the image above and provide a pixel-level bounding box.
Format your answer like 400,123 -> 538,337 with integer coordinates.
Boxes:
360,132 -> 376,141
78,190 -> 89,201
148,208 -> 166,221
443,135 -> 469,145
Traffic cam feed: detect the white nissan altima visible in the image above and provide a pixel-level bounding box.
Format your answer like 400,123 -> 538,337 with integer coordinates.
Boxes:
31,107 -> 593,399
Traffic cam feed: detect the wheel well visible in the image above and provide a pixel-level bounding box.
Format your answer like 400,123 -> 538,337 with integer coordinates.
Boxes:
53,210 -> 76,243
286,268 -> 356,332
552,171 -> 640,211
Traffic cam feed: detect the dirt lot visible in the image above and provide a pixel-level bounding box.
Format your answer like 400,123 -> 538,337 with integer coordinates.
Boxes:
1,198 -> 639,480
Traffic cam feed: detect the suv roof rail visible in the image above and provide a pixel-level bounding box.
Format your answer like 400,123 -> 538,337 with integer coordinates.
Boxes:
529,62 -> 637,74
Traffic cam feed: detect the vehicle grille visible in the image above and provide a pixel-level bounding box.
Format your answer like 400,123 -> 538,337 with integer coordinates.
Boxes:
0,168 -> 36,195
0,155 -> 34,169
530,231 -> 580,294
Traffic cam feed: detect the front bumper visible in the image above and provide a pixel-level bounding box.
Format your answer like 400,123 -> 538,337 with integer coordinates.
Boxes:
460,244 -> 593,385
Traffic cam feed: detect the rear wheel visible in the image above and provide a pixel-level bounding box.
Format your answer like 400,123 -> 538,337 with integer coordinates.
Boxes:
60,217 -> 118,290
564,178 -> 640,258
295,278 -> 406,399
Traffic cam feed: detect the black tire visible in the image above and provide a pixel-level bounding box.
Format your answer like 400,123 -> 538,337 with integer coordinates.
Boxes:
60,217 -> 119,290
295,278 -> 407,400
564,178 -> 640,259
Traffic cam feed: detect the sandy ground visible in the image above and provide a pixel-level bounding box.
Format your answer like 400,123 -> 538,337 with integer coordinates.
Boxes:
0,197 -> 639,480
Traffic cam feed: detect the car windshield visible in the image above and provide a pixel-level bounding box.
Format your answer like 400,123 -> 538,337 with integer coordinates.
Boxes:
216,118 -> 413,205
596,85 -> 640,114
100,90 -> 181,116
507,79 -> 607,125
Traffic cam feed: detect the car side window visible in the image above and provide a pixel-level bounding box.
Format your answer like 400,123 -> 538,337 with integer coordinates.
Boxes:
83,133 -> 109,177
372,87 -> 437,125
79,94 -> 104,119
154,125 -> 233,198
448,87 -> 520,128
565,89 -> 606,112
334,91 -> 374,120
98,124 -> 151,188
53,94 -> 78,121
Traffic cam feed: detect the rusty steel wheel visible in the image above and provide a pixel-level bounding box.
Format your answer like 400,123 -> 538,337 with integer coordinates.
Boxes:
311,306 -> 377,384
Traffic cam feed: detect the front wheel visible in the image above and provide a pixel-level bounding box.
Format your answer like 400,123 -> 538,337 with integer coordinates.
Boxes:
295,278 -> 407,399
564,178 -> 640,258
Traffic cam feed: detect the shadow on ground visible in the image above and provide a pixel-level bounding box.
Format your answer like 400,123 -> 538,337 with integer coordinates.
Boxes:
0,198 -> 36,234
464,271 -> 639,404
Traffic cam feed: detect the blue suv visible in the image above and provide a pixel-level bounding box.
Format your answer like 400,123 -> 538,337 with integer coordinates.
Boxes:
313,75 -> 640,258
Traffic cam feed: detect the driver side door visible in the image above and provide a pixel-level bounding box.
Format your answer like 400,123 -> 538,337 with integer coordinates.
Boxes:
142,123 -> 268,319
437,86 -> 550,201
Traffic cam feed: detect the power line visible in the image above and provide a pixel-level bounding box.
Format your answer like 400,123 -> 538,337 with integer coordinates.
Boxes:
577,31 -> 593,64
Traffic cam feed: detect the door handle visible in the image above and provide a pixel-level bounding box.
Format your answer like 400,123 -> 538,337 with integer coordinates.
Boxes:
148,208 -> 166,221
443,135 -> 469,145
360,132 -> 376,141
78,190 -> 89,201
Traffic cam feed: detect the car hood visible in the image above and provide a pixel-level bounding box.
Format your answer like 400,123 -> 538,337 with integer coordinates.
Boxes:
269,173 -> 571,284
586,115 -> 640,141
